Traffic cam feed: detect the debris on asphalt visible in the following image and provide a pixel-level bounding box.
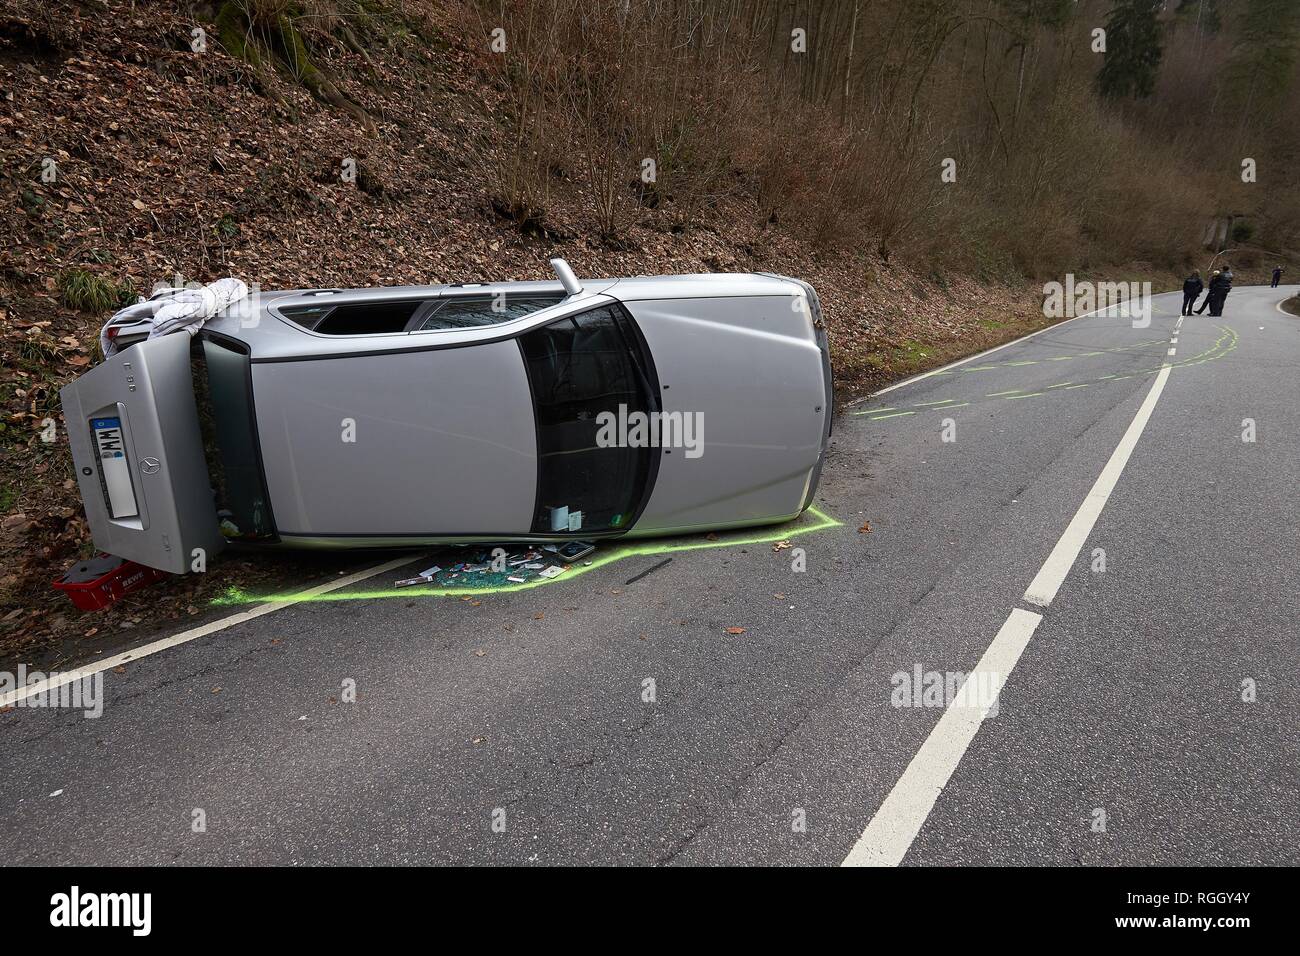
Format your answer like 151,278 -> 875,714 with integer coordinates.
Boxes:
395,565 -> 443,587
392,546 -> 584,590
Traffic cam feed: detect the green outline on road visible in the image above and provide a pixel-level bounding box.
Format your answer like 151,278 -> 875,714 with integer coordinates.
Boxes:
927,337 -> 1167,378
211,506 -> 843,605
855,325 -> 1236,423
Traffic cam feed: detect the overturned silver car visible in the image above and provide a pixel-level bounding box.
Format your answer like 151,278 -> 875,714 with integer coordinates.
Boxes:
60,261 -> 832,573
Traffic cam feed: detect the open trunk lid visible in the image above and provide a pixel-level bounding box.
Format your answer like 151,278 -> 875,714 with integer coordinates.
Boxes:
60,333 -> 226,574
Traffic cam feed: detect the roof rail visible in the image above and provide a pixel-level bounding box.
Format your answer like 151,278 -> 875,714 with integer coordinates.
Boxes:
549,258 -> 583,296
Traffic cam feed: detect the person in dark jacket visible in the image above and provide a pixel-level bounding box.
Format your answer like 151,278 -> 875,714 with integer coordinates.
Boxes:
1194,270 -> 1221,314
1200,266 -> 1233,316
1182,270 -> 1203,315
1215,266 -> 1234,315
1273,266 -> 1284,287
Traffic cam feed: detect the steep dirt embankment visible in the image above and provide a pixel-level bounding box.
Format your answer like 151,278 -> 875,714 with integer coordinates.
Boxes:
0,0 -> 1190,662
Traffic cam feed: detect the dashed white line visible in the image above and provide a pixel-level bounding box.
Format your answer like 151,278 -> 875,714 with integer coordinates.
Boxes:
844,351 -> 1175,866
1023,363 -> 1172,607
1167,348 -> 1177,355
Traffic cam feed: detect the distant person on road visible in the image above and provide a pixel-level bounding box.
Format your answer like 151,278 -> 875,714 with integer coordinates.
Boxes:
1195,270 -> 1222,315
1198,266 -> 1233,316
1273,265 -> 1284,287
1182,270 -> 1203,315
1218,265 -> 1234,316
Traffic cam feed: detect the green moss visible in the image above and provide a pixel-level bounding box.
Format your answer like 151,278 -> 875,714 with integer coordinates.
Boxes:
215,2 -> 264,69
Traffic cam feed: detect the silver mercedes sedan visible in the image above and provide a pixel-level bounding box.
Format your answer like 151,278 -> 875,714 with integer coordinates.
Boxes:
61,261 -> 832,573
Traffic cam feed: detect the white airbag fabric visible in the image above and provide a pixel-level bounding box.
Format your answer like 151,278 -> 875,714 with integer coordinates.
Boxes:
100,278 -> 248,358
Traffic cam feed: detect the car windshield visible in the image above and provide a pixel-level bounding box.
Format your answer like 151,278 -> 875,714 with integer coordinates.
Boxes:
519,305 -> 658,534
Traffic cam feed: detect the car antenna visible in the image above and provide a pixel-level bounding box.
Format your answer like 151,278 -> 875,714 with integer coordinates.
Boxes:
550,258 -> 583,296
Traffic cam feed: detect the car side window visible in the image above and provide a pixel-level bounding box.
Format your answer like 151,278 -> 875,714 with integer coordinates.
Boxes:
416,295 -> 565,331
281,300 -> 425,334
519,305 -> 658,535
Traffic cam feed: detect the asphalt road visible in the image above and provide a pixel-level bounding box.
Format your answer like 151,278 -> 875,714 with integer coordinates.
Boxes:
3,285 -> 1297,866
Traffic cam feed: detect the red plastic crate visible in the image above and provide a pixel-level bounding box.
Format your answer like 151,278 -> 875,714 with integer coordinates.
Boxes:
52,554 -> 171,611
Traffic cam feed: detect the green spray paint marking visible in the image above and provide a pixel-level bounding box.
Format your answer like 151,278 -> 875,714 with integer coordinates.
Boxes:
211,507 -> 843,606
866,410 -> 915,420
854,326 -> 1237,426
932,338 -> 1167,378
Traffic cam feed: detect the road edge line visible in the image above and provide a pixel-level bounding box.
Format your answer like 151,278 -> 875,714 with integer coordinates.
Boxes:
0,555 -> 419,709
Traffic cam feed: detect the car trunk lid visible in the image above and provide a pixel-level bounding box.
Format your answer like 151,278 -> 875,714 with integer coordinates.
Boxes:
60,333 -> 226,573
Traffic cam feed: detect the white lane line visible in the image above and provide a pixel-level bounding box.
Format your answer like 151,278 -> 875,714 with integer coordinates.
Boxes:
855,298 -> 1169,402
842,608 -> 1043,867
0,555 -> 419,709
1167,347 -> 1176,356
1170,337 -> 1178,344
1023,364 -> 1171,607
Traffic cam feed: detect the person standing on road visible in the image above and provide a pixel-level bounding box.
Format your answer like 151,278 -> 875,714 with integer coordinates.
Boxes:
1195,270 -> 1222,315
1217,266 -> 1234,315
1182,270 -> 1203,315
1273,265 -> 1284,287
1201,265 -> 1232,317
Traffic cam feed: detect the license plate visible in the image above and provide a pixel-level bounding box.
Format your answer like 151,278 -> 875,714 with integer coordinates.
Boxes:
91,415 -> 139,519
